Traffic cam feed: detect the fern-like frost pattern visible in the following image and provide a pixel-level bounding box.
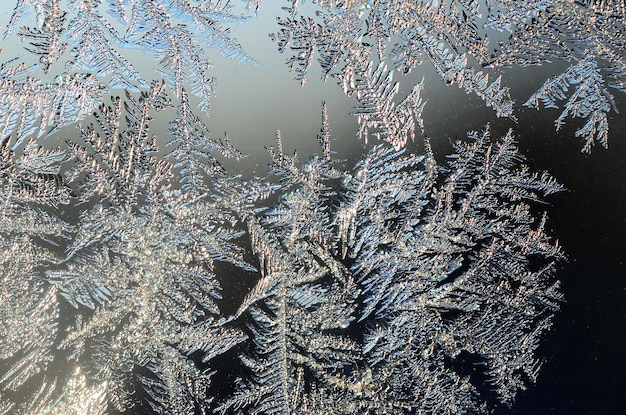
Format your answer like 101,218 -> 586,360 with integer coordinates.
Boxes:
271,0 -> 625,149
337,127 -> 564,412
215,107 -> 563,414
525,55 -> 617,153
4,0 -> 619,413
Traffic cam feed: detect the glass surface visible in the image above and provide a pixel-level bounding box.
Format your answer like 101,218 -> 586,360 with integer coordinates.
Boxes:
0,1 -> 624,414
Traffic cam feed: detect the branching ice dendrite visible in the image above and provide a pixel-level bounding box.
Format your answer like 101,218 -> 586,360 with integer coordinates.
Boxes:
525,55 -> 618,152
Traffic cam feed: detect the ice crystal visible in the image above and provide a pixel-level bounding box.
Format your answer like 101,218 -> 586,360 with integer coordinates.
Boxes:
15,367 -> 108,415
216,108 -> 359,414
4,0 -> 618,414
525,54 -> 617,153
213,105 -> 564,414
338,127 -> 564,412
487,0 -> 625,150
271,0 -> 515,120
3,0 -> 261,114
165,88 -> 246,194
0,81 -> 254,412
48,84 -> 252,412
0,55 -> 105,149
349,62 -> 426,150
271,0 -> 625,149
0,139 -> 71,412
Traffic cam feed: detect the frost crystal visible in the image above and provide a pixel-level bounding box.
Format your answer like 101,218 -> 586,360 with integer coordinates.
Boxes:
0,57 -> 105,149
4,0 -> 617,413
525,54 -> 617,153
271,0 -> 515,120
348,62 -> 426,150
1,81 -> 253,412
216,108 -> 359,414
49,85 -> 252,412
3,0 -> 260,114
0,139 -> 71,412
271,0 -> 625,149
216,107 -> 564,414
338,127 -> 564,411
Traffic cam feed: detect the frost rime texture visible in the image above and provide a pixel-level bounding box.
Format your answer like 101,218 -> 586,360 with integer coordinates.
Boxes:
216,114 -> 360,414
0,57 -> 105,149
524,55 -> 617,153
2,0 -> 260,116
272,0 -> 625,150
271,0 -> 516,121
53,84 -> 252,413
213,106 -> 564,413
0,140 -> 70,414
338,128 -> 564,412
2,0 -> 619,413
